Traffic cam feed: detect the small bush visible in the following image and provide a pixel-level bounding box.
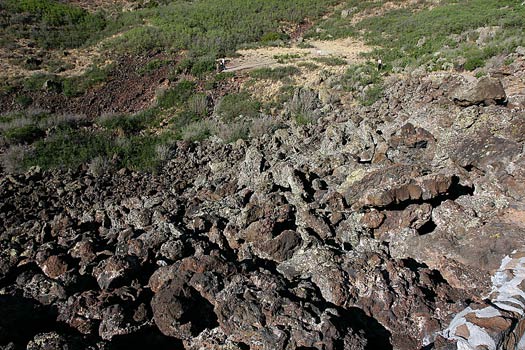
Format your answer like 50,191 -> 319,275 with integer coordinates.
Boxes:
261,32 -> 288,43
88,156 -> 111,177
16,95 -> 33,107
158,80 -> 196,109
98,109 -> 158,134
250,66 -> 300,81
181,120 -> 214,141
313,56 -> 347,66
3,124 -> 45,144
342,63 -> 384,105
188,94 -> 209,117
138,59 -> 171,75
250,116 -> 286,137
216,121 -> 250,143
216,93 -> 261,122
297,61 -> 319,70
23,74 -> 55,91
190,56 -> 216,77
1,145 -> 29,173
273,53 -> 302,63
155,143 -> 172,161
289,88 -> 319,124
360,84 -> 383,106
62,65 -> 108,97
169,110 -> 201,136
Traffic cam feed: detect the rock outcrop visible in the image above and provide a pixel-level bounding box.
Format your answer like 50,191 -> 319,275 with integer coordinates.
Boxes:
1,65 -> 525,350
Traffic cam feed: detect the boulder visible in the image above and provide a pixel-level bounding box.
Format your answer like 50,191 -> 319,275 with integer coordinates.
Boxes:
450,76 -> 506,106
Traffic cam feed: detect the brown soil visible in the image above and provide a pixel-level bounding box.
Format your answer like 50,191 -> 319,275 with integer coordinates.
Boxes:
0,54 -> 174,118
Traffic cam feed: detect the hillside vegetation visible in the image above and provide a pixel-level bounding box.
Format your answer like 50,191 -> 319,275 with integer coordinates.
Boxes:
310,0 -> 525,71
1,0 -> 524,173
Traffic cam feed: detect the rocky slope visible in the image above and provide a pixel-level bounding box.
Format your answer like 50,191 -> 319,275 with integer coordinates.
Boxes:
1,53 -> 525,350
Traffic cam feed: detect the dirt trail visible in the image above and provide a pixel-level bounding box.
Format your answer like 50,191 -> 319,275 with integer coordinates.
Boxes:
224,38 -> 372,72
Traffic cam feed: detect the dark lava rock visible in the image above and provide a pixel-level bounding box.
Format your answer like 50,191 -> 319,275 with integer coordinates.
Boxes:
151,276 -> 217,340
93,256 -> 139,290
451,76 -> 506,106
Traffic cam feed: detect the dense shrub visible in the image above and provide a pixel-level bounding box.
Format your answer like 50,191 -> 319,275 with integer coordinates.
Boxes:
158,80 -> 196,109
62,65 -> 108,97
216,93 -> 261,122
3,124 -> 45,144
250,66 -> 300,81
4,0 -> 106,49
98,109 -> 159,134
23,127 -> 167,171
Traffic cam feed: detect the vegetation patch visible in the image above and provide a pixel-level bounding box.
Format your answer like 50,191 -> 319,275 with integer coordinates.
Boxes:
342,63 -> 383,106
308,0 -> 525,71
2,0 -> 107,49
250,66 -> 300,81
313,56 -> 347,66
216,92 -> 261,122
98,108 -> 160,135
62,65 -> 109,97
157,80 -> 196,109
23,127 -> 168,171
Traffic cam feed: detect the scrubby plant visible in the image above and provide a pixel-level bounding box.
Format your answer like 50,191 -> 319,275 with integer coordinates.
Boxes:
1,144 -> 29,173
62,65 -> 108,97
289,88 -> 319,124
2,124 -> 45,144
87,156 -> 111,177
250,66 -> 300,81
98,109 -> 158,135
342,63 -> 384,105
216,92 -> 261,122
15,95 -> 33,107
250,115 -> 286,137
188,94 -> 209,117
181,120 -> 214,141
157,80 -> 196,109
313,56 -> 347,66
216,121 -> 250,143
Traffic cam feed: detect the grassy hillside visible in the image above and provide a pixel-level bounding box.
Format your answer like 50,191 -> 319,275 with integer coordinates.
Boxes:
2,0 -> 525,173
309,0 -> 525,71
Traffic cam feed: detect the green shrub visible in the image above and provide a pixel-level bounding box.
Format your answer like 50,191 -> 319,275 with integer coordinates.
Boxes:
360,84 -> 383,106
169,110 -> 201,137
273,53 -> 302,63
297,61 -> 319,70
23,127 -> 167,171
99,110 -> 158,134
342,63 -> 383,106
313,56 -> 347,66
138,59 -> 171,75
261,32 -> 287,43
216,122 -> 250,143
23,74 -> 55,91
158,80 -> 196,109
190,56 -> 216,77
181,120 -> 214,141
188,94 -> 209,117
62,65 -> 108,97
3,124 -> 45,144
250,66 -> 300,81
15,95 -> 33,108
289,88 -> 319,124
216,92 -> 261,122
